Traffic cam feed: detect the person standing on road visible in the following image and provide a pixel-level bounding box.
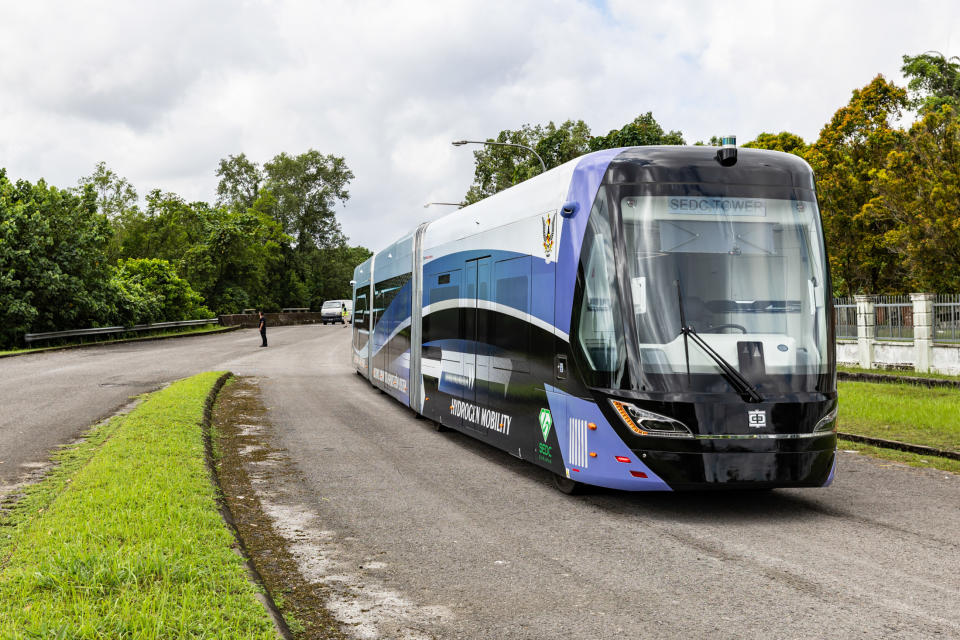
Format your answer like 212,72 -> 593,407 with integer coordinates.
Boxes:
341,303 -> 349,327
258,311 -> 267,347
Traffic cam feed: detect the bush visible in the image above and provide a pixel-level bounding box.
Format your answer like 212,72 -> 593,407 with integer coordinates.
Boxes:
114,258 -> 212,323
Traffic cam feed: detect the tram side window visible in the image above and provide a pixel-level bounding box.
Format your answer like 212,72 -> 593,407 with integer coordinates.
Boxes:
425,270 -> 461,342
428,272 -> 460,305
574,192 -> 627,388
354,292 -> 368,325
353,291 -> 368,348
493,257 -> 531,367
373,273 -> 410,330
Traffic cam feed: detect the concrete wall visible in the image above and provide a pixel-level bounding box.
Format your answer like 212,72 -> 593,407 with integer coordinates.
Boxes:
836,341 -> 859,365
872,341 -> 915,369
931,345 -> 960,375
836,341 -> 960,375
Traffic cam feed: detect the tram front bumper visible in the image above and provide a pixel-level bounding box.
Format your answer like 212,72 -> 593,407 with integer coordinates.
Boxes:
632,436 -> 837,490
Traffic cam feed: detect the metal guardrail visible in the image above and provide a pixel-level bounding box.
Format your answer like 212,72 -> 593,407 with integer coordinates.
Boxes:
24,318 -> 220,344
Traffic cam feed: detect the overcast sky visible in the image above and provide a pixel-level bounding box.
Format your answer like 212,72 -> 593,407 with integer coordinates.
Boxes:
1,0 -> 957,250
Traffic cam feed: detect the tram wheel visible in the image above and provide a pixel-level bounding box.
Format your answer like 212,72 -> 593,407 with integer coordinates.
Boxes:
552,473 -> 584,495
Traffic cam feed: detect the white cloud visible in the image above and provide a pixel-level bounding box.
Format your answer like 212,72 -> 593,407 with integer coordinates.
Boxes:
1,0 -> 958,251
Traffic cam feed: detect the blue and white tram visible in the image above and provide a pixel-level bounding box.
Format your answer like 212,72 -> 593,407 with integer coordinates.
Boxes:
351,144 -> 837,492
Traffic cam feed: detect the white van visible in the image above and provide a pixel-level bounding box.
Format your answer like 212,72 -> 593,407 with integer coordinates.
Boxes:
321,299 -> 352,324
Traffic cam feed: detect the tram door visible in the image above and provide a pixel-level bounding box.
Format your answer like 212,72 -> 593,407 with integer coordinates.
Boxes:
464,256 -> 492,425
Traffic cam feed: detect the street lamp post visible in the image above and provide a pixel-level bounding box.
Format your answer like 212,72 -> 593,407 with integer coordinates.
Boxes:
424,202 -> 463,208
452,139 -> 547,174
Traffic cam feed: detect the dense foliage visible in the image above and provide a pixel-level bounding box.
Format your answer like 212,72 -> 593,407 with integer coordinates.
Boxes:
806,75 -> 909,295
101,148 -> 369,315
1,148 -> 370,348
1,172 -> 114,346
461,52 -> 960,298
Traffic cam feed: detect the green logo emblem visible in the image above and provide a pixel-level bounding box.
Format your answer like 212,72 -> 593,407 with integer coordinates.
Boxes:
538,408 -> 553,441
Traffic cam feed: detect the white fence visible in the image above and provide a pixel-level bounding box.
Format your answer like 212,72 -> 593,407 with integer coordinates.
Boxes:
833,294 -> 960,374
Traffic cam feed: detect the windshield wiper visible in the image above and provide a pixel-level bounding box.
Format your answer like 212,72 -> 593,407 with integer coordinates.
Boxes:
675,281 -> 764,403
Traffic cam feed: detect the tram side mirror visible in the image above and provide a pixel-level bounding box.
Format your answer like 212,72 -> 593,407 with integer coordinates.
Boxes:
561,201 -> 579,218
349,280 -> 356,286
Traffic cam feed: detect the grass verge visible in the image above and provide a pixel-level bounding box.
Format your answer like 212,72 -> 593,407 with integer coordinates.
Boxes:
0,324 -> 236,357
838,380 -> 960,452
0,372 -> 278,638
838,379 -> 960,474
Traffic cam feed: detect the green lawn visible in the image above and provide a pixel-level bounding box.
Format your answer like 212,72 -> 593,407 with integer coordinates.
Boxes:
0,372 -> 277,638
838,380 -> 960,453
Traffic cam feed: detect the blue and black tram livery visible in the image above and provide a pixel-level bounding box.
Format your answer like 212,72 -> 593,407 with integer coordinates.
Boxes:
352,142 -> 837,492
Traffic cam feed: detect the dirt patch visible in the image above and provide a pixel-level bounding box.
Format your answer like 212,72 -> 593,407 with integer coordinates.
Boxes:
213,378 -> 451,639
213,377 -> 349,639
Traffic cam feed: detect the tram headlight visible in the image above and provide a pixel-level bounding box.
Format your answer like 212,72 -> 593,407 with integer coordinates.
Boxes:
609,400 -> 693,438
813,405 -> 838,432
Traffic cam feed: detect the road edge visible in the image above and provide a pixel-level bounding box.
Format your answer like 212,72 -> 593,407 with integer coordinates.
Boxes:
0,325 -> 242,359
838,431 -> 960,461
202,373 -> 293,640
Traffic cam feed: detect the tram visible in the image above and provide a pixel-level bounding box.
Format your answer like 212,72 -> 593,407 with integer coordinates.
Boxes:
351,143 -> 837,492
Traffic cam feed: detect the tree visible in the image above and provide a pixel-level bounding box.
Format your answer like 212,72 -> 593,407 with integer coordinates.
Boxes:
462,113 -> 684,204
308,244 -> 374,307
114,189 -> 208,262
111,184 -> 290,314
901,51 -> 960,115
216,153 -> 262,212
77,161 -> 138,220
77,162 -> 140,260
588,112 -> 685,151
536,120 -> 593,168
0,171 -> 115,347
182,206 -> 288,313
805,75 -> 909,296
262,149 -> 353,251
868,105 -> 960,291
743,132 -> 808,156
694,136 -> 723,146
463,119 -> 592,205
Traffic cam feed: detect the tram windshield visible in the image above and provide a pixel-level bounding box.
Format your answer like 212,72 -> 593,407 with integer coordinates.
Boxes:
574,183 -> 830,394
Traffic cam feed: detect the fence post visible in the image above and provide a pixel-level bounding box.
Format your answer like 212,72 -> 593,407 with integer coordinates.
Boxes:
855,294 -> 875,369
911,293 -> 935,373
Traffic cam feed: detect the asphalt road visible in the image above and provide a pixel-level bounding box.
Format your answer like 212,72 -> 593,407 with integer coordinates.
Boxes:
0,327 -> 295,495
2,325 -> 959,638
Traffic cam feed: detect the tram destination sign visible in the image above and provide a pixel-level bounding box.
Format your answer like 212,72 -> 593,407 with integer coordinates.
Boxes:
668,197 -> 766,216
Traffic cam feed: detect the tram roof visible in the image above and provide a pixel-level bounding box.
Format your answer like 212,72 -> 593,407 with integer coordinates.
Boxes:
603,145 -> 816,190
